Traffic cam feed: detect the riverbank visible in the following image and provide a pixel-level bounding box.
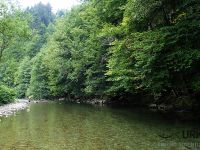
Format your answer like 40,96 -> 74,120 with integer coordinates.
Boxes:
61,97 -> 199,121
0,99 -> 30,117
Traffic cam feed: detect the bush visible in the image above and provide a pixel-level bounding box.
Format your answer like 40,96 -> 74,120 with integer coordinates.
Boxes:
0,85 -> 16,104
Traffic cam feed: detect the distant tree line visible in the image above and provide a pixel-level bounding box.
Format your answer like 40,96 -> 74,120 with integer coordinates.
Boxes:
0,0 -> 200,113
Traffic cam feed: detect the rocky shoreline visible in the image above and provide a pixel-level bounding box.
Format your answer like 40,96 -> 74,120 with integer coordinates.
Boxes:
0,99 -> 30,117
60,98 -> 107,106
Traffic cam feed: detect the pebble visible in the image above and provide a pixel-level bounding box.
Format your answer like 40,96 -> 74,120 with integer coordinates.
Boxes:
0,99 -> 29,117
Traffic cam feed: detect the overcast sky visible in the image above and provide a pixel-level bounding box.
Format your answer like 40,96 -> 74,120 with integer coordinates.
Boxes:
19,0 -> 81,12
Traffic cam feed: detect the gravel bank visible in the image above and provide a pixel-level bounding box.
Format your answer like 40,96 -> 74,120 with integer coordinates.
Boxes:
0,99 -> 30,117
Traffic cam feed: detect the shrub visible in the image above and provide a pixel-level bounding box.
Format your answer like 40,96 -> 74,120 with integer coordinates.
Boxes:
0,85 -> 16,104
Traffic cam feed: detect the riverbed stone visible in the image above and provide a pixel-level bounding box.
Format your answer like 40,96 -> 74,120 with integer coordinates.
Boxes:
0,99 -> 30,117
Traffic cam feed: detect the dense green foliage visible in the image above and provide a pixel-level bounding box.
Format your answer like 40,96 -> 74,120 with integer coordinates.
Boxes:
0,85 -> 16,104
0,0 -> 199,112
0,0 -> 53,103
15,57 -> 32,98
27,53 -> 50,99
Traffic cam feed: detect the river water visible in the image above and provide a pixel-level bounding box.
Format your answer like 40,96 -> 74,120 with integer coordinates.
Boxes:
0,102 -> 199,150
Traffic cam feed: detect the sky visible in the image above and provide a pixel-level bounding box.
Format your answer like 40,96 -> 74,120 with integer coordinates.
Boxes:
19,0 -> 81,12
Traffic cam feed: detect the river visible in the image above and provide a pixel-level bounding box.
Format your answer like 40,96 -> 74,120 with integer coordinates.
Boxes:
0,102 -> 199,150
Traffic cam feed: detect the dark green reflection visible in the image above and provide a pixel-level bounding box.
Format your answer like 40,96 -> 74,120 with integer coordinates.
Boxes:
0,102 -> 199,150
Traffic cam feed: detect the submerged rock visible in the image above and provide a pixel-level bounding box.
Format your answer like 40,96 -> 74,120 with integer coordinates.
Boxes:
149,103 -> 174,112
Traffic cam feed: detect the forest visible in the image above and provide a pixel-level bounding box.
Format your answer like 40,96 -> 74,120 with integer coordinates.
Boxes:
0,0 -> 200,114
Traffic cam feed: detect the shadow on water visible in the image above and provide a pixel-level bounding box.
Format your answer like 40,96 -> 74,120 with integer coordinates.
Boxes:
0,101 -> 199,150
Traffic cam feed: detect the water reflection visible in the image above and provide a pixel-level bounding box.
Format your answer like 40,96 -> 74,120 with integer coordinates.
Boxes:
0,102 -> 198,150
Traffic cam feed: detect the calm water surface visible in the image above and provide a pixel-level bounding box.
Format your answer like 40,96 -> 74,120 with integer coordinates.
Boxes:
0,102 -> 199,150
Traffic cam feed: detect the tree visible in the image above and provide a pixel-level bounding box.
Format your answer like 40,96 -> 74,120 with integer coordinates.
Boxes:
0,0 -> 30,60
15,57 -> 32,98
27,53 -> 50,99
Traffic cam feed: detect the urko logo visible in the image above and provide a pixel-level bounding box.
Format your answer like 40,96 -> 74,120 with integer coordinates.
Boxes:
183,128 -> 200,139
158,128 -> 200,139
